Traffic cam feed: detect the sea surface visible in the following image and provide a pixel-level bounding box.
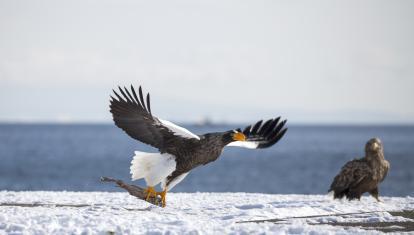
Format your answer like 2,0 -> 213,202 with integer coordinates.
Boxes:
0,124 -> 413,196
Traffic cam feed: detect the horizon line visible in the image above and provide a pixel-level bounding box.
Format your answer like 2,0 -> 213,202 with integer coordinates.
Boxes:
1,120 -> 413,126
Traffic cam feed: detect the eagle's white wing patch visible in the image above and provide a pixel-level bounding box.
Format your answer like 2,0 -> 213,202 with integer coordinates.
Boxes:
227,141 -> 259,149
158,119 -> 200,140
162,172 -> 189,191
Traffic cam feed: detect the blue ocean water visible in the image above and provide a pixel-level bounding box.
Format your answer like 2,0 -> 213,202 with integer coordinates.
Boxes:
0,124 -> 413,196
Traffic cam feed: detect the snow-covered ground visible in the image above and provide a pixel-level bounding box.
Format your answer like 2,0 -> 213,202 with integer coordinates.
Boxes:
0,191 -> 413,234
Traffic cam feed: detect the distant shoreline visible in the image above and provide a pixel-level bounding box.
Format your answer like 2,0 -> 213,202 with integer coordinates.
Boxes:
1,122 -> 414,127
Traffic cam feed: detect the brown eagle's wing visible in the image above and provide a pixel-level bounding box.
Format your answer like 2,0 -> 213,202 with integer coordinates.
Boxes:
380,160 -> 390,182
110,85 -> 200,153
227,118 -> 287,149
329,159 -> 372,192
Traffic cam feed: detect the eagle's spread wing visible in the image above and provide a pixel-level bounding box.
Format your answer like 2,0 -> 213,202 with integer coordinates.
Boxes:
329,159 -> 372,192
227,117 -> 287,149
110,85 -> 199,152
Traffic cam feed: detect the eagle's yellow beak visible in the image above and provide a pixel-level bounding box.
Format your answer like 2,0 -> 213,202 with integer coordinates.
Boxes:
232,132 -> 246,141
372,142 -> 380,151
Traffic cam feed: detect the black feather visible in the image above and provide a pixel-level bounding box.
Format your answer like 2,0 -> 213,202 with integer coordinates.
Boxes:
251,120 -> 263,134
123,87 -> 136,104
118,86 -> 132,103
258,128 -> 287,148
138,86 -> 147,111
258,119 -> 273,135
263,118 -> 280,137
112,89 -> 123,102
146,93 -> 152,115
243,125 -> 252,135
131,85 -> 141,106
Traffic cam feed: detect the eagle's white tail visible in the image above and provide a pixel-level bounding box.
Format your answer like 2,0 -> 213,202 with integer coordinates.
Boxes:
130,151 -> 176,187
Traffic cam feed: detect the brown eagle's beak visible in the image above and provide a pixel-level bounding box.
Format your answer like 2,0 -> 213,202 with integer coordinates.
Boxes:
372,142 -> 380,151
232,132 -> 246,141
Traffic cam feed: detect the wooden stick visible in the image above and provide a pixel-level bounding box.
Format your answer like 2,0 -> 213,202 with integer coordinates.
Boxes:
100,177 -> 162,207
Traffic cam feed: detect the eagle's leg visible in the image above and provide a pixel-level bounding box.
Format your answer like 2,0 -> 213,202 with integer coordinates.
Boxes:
156,190 -> 167,207
144,186 -> 157,201
347,190 -> 361,201
369,187 -> 381,202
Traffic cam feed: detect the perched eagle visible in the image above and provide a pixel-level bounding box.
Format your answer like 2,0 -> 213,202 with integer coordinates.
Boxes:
329,138 -> 390,202
110,85 -> 287,207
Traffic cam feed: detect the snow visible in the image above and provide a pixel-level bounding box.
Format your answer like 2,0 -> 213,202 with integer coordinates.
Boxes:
0,191 -> 413,234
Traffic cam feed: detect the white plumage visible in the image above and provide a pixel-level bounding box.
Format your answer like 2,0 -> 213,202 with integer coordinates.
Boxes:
158,119 -> 200,140
130,151 -> 177,188
227,141 -> 260,149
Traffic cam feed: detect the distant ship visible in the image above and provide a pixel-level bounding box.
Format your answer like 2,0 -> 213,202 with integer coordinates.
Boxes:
195,117 -> 214,126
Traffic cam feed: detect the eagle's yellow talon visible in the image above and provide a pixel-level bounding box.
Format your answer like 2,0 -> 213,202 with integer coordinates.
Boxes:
144,186 -> 157,201
156,190 -> 167,207
145,187 -> 166,207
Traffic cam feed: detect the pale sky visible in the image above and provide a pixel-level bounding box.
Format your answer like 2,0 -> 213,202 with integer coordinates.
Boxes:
1,0 -> 413,124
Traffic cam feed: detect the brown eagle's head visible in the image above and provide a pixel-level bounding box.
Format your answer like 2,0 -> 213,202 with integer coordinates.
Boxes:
365,138 -> 384,160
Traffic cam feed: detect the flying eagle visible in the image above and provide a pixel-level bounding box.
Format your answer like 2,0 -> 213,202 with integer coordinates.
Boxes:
109,85 -> 287,207
329,138 -> 390,202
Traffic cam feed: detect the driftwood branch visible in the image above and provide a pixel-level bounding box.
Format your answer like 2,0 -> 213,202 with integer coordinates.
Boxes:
100,177 -> 162,207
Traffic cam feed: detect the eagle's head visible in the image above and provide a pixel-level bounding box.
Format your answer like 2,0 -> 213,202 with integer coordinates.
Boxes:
365,138 -> 384,160
222,130 -> 246,145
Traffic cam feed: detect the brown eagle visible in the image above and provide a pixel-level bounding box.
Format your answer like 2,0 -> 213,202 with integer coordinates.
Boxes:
329,138 -> 390,202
